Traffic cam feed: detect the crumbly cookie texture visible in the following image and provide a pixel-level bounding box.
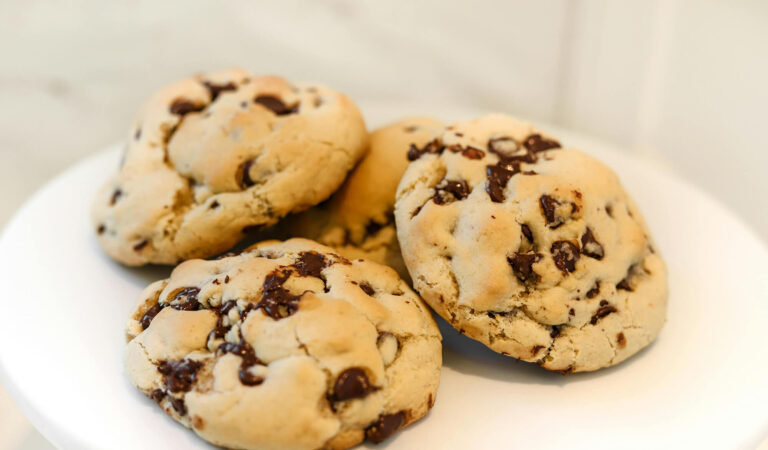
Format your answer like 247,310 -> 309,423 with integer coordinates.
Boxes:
124,238 -> 441,449
93,69 -> 367,265
394,114 -> 667,373
262,118 -> 444,280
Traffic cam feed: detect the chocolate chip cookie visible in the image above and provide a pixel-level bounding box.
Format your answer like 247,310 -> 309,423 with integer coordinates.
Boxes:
124,239 -> 442,449
93,69 -> 367,265
261,118 -> 444,280
394,114 -> 667,373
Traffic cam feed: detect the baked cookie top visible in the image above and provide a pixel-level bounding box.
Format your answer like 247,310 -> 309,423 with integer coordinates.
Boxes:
124,239 -> 441,449
265,117 -> 444,280
93,69 -> 367,265
395,114 -> 667,373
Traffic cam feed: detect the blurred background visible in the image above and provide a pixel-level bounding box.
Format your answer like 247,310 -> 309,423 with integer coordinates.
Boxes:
0,0 -> 766,448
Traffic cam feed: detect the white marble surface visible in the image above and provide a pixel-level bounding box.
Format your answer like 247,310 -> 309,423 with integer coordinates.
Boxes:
0,1 -> 766,448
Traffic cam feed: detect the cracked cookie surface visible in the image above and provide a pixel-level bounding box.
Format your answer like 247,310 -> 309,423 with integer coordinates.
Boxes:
93,69 -> 367,265
394,114 -> 667,373
124,238 -> 441,449
260,118 -> 444,281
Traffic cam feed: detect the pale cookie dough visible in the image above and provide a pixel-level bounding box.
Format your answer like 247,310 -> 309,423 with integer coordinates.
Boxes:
394,114 -> 667,373
124,239 -> 441,449
262,118 -> 444,280
93,69 -> 367,265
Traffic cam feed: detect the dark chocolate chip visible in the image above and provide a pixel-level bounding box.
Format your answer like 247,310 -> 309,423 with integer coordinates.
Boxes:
237,159 -> 256,189
581,228 -> 604,260
170,287 -> 201,311
508,252 -> 542,282
169,99 -> 205,116
97,224 -> 106,234
550,326 -> 561,338
203,81 -> 236,101
616,278 -> 633,291
365,412 -> 406,444
259,269 -> 300,320
586,281 -> 600,299
157,359 -> 203,393
569,308 -> 575,316
523,133 -> 561,153
487,311 -> 496,319
140,303 -> 163,330
110,189 -> 122,205
332,368 -> 374,401
407,139 -> 443,161
295,251 -> 326,278
359,282 -> 375,296
485,163 -> 518,202
254,95 -> 297,115
590,302 -> 617,325
551,241 -> 580,274
616,332 -> 627,349
209,200 -> 220,209
133,240 -> 148,251
521,224 -> 533,243
433,179 -> 470,204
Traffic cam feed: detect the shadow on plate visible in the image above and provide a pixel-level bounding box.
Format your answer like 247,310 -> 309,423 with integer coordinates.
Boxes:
438,315 -> 656,387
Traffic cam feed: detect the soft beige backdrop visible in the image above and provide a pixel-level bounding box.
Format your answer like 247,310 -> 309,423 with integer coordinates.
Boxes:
1,0 -> 766,448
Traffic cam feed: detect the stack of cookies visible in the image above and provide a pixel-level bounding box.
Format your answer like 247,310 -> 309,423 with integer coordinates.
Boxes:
93,69 -> 668,449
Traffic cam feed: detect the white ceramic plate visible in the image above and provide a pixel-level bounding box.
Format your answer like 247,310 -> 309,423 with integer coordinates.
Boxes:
1,109 -> 767,450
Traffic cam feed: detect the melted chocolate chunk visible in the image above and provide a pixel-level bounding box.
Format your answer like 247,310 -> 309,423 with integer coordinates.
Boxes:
150,389 -> 164,403
523,134 -> 561,153
485,163 -> 519,202
581,228 -> 604,260
170,287 -> 201,311
332,368 -> 374,401
259,269 -> 300,320
531,345 -> 545,356
366,412 -> 406,444
539,195 -> 559,227
140,303 -> 163,330
551,241 -> 580,274
407,139 -> 443,161
433,179 -> 470,204
169,99 -> 205,116
203,81 -> 236,101
237,159 -> 256,189
508,252 -> 542,282
487,136 -> 520,158
254,95 -> 298,115
133,240 -> 148,251
295,252 -> 326,278
586,281 -> 600,299
157,359 -> 202,393
461,146 -> 485,159
590,301 -> 617,325
169,397 -> 187,416
110,189 -> 122,205
616,332 -> 627,349
219,340 -> 264,386
359,282 -> 375,296
520,224 -> 533,242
